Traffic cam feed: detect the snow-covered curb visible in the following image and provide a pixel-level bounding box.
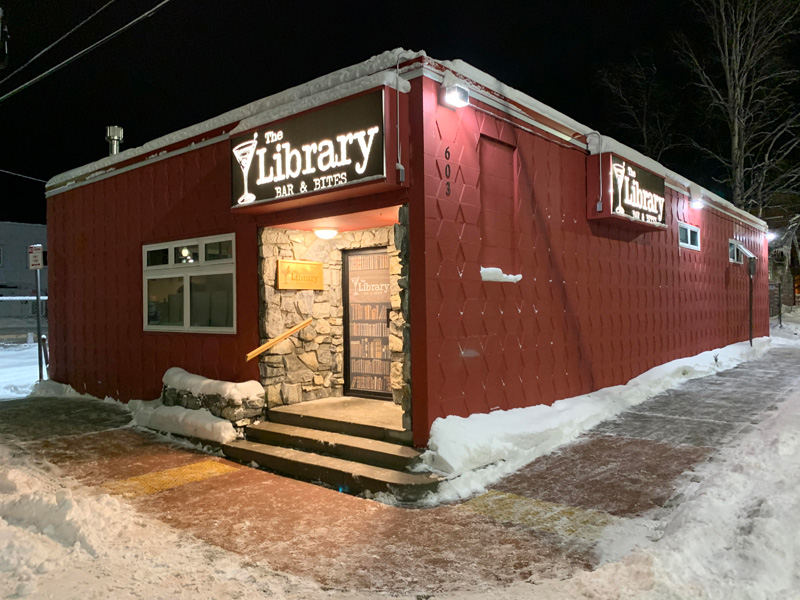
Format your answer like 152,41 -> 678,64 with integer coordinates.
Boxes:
423,337 -> 772,502
128,399 -> 237,445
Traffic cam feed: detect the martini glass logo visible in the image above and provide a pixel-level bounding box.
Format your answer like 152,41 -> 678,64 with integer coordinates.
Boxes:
233,133 -> 258,205
612,160 -> 627,214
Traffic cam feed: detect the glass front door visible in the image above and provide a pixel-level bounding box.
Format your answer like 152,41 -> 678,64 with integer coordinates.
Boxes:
344,247 -> 391,399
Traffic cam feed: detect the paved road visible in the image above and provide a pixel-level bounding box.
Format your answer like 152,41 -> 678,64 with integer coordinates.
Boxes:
1,347 -> 797,595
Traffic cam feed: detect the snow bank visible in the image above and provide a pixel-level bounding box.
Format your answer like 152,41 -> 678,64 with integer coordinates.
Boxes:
425,338 -> 772,501
162,367 -> 263,401
128,399 -> 237,445
522,383 -> 800,599
0,344 -> 42,400
0,444 -> 324,599
479,267 -> 522,283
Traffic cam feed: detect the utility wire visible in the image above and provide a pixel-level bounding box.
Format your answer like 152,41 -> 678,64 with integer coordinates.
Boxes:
0,167 -> 46,182
0,0 -> 174,105
0,0 -> 118,88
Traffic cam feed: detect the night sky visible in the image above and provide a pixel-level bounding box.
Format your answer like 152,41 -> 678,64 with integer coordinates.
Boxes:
0,0 -> 696,225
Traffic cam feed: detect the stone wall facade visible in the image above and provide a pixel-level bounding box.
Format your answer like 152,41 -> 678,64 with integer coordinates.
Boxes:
258,221 -> 411,430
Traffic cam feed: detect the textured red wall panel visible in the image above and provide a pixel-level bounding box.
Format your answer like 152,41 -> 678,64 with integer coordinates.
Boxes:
47,141 -> 261,402
418,76 -> 769,442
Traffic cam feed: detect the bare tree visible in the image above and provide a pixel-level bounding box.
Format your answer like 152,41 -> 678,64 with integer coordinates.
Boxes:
679,0 -> 800,216
600,52 -> 679,161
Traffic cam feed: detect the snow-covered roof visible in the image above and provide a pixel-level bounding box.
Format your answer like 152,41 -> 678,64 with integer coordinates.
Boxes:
45,48 -> 766,230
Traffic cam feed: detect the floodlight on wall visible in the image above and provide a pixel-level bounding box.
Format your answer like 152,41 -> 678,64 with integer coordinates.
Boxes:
689,182 -> 704,209
766,231 -> 777,242
314,229 -> 338,240
441,83 -> 469,108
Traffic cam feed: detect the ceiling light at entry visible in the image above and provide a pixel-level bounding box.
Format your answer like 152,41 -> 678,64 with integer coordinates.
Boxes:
314,229 -> 338,240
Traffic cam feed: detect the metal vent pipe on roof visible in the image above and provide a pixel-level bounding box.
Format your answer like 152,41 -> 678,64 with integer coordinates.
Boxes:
105,125 -> 124,156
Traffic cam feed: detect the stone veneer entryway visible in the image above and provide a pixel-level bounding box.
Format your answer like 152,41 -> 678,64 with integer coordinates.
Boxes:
257,208 -> 411,431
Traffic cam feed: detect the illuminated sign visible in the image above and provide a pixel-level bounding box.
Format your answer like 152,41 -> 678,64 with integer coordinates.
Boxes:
610,156 -> 666,225
231,91 -> 385,207
276,259 -> 324,291
587,153 -> 667,229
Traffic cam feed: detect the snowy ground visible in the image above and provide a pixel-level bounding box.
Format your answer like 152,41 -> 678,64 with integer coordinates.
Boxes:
1,324 -> 800,598
0,344 -> 40,400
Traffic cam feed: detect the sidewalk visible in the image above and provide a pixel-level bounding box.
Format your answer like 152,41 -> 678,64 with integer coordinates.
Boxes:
1,347 -> 798,595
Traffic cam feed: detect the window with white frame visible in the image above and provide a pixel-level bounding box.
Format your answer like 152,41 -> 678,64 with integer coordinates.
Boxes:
728,239 -> 754,264
143,234 -> 235,333
678,222 -> 701,251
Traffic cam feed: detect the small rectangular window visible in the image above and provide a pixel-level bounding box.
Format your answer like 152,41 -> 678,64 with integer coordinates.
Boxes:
729,241 -> 744,264
678,222 -> 701,251
174,244 -> 200,264
0,247 -> 4,267
146,248 -> 169,267
205,240 -> 233,262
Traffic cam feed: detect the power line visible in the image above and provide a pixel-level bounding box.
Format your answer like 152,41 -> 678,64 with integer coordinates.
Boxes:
0,0 -> 175,105
0,0 -> 118,88
0,167 -> 46,182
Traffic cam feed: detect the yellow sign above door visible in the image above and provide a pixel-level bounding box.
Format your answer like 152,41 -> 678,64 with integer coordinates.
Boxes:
276,259 -> 324,290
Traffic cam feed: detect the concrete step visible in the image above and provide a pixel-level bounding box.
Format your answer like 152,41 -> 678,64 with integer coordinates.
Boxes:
222,440 -> 440,501
268,406 -> 412,445
246,421 -> 421,471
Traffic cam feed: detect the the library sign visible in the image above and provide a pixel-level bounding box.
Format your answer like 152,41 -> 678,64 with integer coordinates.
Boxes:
276,259 -> 324,291
231,91 -> 385,208
587,153 -> 668,229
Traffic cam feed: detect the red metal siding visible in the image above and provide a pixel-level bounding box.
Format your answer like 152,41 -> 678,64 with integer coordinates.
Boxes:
417,76 -> 768,442
47,141 -> 261,401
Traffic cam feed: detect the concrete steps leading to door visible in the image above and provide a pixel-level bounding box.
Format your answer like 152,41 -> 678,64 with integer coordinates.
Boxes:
223,439 -> 440,501
268,397 -> 412,445
221,397 -> 439,500
246,421 -> 420,471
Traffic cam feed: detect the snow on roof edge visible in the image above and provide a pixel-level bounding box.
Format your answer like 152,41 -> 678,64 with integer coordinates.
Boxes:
45,48 -> 767,231
587,134 -> 767,230
46,48 -> 426,188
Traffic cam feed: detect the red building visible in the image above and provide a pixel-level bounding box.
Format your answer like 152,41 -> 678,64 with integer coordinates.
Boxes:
46,50 -> 768,451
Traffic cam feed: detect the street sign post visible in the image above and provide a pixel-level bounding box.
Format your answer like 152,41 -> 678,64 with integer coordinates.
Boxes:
27,244 -> 44,381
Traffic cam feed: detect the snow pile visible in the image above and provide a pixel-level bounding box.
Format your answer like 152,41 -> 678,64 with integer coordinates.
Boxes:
0,444 -> 324,599
163,367 -> 264,402
128,399 -> 238,445
479,267 -> 522,283
28,379 -> 84,398
0,445 -> 138,597
0,344 -> 41,399
425,338 -> 772,501
534,389 -> 800,599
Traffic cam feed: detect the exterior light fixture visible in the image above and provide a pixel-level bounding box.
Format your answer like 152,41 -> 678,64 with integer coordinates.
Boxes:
766,231 -> 778,242
690,198 -> 704,210
314,229 -> 338,240
442,83 -> 469,108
